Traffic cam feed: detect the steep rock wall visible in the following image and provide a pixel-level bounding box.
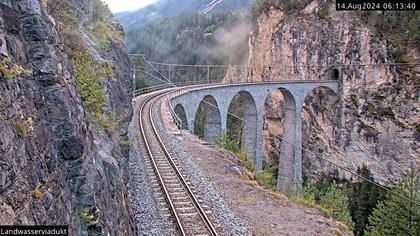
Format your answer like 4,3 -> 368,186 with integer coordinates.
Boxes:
247,2 -> 419,185
0,0 -> 135,235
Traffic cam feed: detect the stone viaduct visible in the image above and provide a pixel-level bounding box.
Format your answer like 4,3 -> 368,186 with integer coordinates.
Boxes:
169,81 -> 339,192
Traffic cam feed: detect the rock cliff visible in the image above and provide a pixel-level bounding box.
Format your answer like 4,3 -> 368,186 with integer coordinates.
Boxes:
0,0 -> 135,235
245,1 -> 419,185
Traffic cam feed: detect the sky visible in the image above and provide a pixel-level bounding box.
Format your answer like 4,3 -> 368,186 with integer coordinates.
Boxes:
103,0 -> 157,13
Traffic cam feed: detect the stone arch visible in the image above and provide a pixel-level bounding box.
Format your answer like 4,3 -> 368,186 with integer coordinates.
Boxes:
301,86 -> 339,181
174,104 -> 188,130
194,95 -> 222,142
263,87 -> 297,193
226,90 -> 258,163
303,86 -> 339,111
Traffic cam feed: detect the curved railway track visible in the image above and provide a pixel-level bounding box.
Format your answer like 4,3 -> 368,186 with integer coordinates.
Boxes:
138,92 -> 218,236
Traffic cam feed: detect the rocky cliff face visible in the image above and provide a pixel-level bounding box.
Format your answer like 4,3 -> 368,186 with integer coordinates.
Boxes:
0,0 -> 135,235
246,1 -> 419,185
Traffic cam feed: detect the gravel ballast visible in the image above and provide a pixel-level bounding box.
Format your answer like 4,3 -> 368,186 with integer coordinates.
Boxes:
127,96 -> 177,236
152,98 -> 251,236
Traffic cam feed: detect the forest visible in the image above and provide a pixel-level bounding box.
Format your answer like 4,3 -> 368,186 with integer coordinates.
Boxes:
126,12 -> 251,65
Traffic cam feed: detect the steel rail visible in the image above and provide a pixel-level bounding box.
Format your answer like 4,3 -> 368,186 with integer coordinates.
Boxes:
139,92 -> 186,235
139,91 -> 218,236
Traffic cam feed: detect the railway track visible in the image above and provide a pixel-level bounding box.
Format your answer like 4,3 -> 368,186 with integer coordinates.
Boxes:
138,92 -> 218,236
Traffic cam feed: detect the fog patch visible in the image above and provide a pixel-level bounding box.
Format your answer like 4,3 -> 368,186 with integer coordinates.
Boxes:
197,19 -> 252,65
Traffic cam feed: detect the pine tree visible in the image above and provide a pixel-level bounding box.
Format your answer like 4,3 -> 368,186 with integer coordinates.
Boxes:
364,167 -> 420,236
320,181 -> 355,230
349,165 -> 385,235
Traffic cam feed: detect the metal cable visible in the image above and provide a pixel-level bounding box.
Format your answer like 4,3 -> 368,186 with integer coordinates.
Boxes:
137,61 -> 420,207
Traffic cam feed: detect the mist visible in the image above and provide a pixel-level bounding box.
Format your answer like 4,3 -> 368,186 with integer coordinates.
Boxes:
197,18 -> 253,65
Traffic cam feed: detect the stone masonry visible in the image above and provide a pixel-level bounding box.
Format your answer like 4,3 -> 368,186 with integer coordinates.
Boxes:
170,81 -> 338,192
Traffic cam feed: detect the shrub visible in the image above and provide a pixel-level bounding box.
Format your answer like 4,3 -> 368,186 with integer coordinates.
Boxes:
91,21 -> 111,49
291,185 -> 333,216
70,51 -> 108,114
89,111 -> 122,133
315,2 -> 331,20
252,0 -> 313,21
61,27 -> 85,54
363,103 -> 395,120
256,169 -> 276,190
376,107 -> 395,118
357,11 -> 419,62
251,0 -> 281,21
79,209 -> 99,225
0,57 -> 32,80
350,94 -> 359,107
293,181 -> 354,230
47,0 -> 77,26
32,183 -> 43,199
70,51 -> 118,130
215,134 -> 256,172
91,0 -> 112,21
14,121 -> 28,138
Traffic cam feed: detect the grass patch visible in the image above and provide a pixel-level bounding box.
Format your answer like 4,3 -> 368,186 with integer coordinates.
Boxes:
215,134 -> 256,172
256,169 -> 277,191
329,227 -> 344,236
291,183 -> 354,231
291,185 -> 333,216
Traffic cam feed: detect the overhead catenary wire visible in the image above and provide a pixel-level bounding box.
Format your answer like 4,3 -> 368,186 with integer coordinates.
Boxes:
138,61 -> 420,207
135,69 -> 177,86
146,60 -> 420,68
142,56 -> 174,85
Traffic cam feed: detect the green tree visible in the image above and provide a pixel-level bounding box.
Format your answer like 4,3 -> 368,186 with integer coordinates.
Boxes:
365,168 -> 420,236
131,56 -> 150,90
320,181 -> 355,230
313,169 -> 349,200
91,0 -> 112,21
348,165 -> 385,236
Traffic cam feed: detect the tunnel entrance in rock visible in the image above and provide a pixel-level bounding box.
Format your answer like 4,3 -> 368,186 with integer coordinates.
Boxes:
174,104 -> 188,130
330,68 -> 340,80
194,95 -> 222,142
226,91 -> 258,163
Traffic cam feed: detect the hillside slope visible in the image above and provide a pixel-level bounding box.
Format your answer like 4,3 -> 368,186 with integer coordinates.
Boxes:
117,0 -> 254,30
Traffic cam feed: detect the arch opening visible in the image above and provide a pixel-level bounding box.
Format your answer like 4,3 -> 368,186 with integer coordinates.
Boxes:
226,91 -> 258,163
174,104 -> 188,130
301,86 -> 339,184
263,88 -> 297,192
194,95 -> 222,142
